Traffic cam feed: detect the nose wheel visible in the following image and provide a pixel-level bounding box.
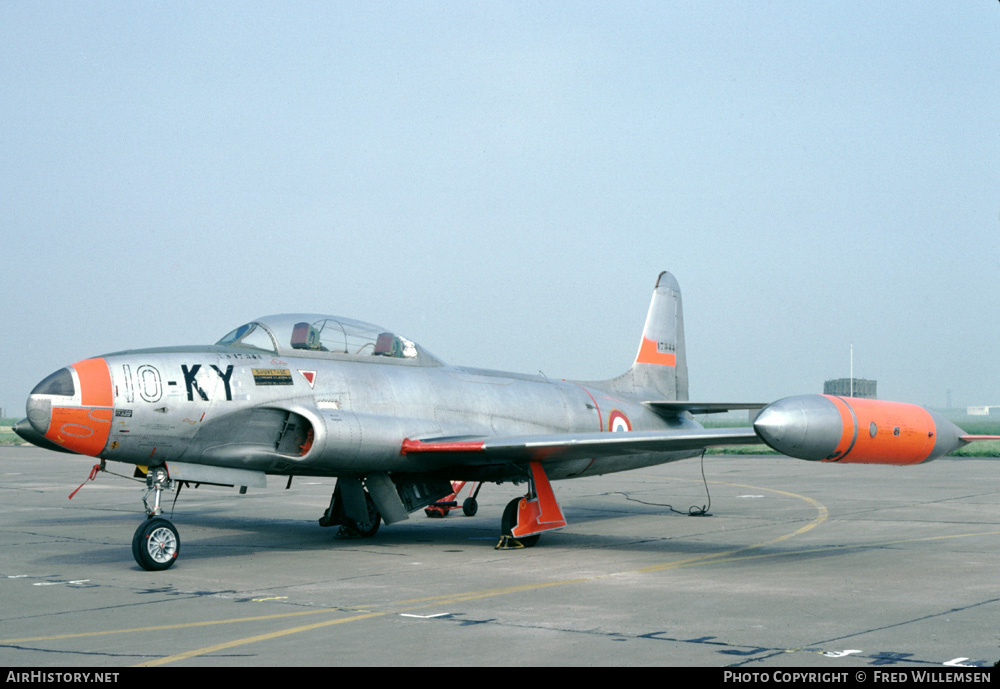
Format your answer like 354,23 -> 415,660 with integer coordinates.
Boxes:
132,517 -> 180,571
133,466 -> 181,570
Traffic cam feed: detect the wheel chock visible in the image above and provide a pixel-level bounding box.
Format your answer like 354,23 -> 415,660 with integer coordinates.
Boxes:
495,535 -> 525,550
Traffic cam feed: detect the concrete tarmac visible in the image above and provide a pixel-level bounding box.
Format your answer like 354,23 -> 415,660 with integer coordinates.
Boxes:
1,445 -> 998,667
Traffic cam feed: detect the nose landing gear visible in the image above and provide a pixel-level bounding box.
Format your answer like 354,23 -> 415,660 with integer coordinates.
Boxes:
133,467 -> 180,571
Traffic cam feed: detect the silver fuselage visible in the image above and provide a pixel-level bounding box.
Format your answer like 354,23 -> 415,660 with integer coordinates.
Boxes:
25,341 -> 702,484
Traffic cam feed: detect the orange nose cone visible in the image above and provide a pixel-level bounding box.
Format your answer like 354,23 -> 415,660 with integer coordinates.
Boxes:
34,358 -> 114,457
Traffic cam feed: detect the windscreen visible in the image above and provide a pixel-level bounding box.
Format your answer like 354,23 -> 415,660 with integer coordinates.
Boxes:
216,322 -> 277,352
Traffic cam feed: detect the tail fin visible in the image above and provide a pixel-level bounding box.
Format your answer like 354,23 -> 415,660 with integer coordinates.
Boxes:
595,271 -> 689,400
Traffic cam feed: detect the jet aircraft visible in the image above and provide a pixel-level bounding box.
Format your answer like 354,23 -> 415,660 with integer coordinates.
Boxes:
14,272 -> 995,570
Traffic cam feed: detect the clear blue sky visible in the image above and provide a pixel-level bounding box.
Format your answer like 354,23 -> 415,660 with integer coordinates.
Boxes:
2,2 -> 998,417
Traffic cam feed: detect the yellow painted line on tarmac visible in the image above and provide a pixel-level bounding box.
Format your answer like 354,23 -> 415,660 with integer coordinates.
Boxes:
1,608 -> 347,644
636,479 -> 829,573
136,611 -> 387,667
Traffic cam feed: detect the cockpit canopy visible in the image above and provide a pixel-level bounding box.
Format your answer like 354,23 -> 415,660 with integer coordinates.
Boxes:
216,314 -> 440,365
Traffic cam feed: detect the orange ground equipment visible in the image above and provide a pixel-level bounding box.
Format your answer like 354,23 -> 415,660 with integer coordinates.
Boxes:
424,481 -> 482,518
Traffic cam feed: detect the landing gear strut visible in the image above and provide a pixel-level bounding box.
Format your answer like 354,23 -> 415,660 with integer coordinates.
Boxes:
133,467 -> 180,571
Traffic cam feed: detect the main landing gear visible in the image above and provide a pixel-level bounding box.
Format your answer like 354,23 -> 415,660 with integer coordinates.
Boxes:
496,462 -> 566,550
132,467 -> 180,571
319,478 -> 382,538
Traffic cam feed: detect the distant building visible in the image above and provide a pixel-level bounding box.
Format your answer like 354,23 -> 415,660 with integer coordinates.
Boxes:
967,406 -> 1000,416
824,378 -> 877,399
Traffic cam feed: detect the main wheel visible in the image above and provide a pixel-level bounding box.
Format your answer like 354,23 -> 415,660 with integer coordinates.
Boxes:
345,492 -> 381,537
501,497 -> 539,547
132,517 -> 180,571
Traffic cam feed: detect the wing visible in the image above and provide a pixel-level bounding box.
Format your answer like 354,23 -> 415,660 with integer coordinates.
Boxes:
401,426 -> 761,462
403,426 -> 761,540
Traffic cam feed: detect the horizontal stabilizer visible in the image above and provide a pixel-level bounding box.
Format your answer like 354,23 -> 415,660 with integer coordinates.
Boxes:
402,427 -> 761,463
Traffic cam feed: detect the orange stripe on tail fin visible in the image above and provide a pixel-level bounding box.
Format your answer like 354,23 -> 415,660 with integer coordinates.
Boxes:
635,336 -> 676,367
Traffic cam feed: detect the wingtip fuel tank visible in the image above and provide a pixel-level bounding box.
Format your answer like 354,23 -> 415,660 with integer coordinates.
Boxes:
753,394 -> 966,464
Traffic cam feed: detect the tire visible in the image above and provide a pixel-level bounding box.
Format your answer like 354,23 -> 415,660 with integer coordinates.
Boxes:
132,517 -> 180,571
346,492 -> 381,537
462,497 -> 478,517
501,497 -> 539,547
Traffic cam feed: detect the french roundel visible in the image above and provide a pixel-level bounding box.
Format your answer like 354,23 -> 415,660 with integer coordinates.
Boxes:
609,409 -> 632,432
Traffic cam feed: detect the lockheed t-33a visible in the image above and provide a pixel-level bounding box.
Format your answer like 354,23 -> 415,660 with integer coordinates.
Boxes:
14,272 -> 994,570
